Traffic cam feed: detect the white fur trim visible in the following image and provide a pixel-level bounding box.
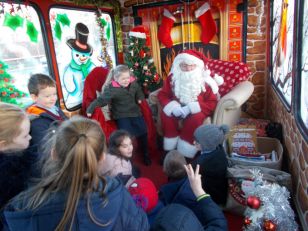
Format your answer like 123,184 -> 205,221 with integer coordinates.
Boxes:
173,53 -> 204,69
163,100 -> 181,116
187,102 -> 201,114
195,2 -> 210,18
214,74 -> 224,86
164,136 -> 179,151
129,31 -> 146,39
204,74 -> 219,94
177,138 -> 198,158
163,8 -> 176,21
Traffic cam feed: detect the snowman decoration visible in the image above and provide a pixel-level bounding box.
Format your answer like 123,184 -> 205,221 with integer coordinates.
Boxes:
62,23 -> 95,108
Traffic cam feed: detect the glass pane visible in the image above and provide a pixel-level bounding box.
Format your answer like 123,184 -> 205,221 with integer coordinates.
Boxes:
300,0 -> 308,128
49,8 -> 116,110
271,0 -> 295,107
0,3 -> 50,108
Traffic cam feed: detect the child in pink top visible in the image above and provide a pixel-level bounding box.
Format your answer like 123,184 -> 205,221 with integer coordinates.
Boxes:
98,130 -> 135,187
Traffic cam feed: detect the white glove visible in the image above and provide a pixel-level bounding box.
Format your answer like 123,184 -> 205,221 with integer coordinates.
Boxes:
181,105 -> 191,118
187,101 -> 201,114
172,106 -> 184,117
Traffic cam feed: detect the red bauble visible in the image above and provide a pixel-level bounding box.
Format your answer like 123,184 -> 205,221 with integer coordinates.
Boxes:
2,92 -> 7,96
154,73 -> 160,82
263,219 -> 277,231
139,50 -> 145,58
247,196 -> 261,209
244,217 -> 252,226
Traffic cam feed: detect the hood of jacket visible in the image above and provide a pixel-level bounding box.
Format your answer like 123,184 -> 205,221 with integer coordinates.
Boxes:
159,178 -> 197,208
4,177 -> 124,231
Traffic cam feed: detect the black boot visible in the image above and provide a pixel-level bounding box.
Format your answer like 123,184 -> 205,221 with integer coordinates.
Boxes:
138,133 -> 152,166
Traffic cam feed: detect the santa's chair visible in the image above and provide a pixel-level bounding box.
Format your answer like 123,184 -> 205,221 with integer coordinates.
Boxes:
82,67 -> 157,154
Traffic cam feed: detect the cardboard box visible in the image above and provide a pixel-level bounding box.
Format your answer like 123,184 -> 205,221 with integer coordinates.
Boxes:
225,137 -> 283,170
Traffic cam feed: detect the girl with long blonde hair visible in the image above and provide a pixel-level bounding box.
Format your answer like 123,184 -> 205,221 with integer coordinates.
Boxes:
4,116 -> 149,231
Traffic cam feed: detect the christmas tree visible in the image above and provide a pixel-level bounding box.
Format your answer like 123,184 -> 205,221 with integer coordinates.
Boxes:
243,169 -> 298,231
125,25 -> 161,95
0,60 -> 27,105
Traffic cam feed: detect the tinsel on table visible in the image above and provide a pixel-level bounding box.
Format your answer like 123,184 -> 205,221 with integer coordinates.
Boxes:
243,169 -> 298,231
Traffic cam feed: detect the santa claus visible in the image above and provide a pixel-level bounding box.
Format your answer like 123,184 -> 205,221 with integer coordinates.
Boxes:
158,50 -> 223,158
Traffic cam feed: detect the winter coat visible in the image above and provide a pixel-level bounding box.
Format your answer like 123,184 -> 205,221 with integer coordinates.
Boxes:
192,145 -> 228,205
0,146 -> 37,229
159,178 -> 198,217
151,198 -> 227,231
98,153 -> 132,177
86,77 -> 145,120
4,177 -> 149,231
26,105 -> 67,148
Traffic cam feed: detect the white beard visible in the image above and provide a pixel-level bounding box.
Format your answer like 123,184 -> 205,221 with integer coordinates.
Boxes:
171,67 -> 206,105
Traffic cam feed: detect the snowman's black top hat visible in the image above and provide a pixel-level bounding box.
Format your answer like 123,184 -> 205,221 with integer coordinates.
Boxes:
66,23 -> 93,54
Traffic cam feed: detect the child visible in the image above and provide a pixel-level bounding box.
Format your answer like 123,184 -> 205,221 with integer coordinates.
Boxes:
159,150 -> 197,212
0,103 -> 35,229
4,116 -> 149,231
163,150 -> 187,182
26,74 -> 67,148
192,124 -> 229,205
98,129 -> 136,187
151,165 -> 227,231
128,177 -> 164,225
87,65 -> 151,165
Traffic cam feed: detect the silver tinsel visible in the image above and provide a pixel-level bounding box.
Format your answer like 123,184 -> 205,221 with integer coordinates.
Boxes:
244,169 -> 298,231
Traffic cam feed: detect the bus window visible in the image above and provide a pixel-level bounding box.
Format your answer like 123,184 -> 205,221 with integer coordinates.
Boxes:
270,0 -> 295,108
49,7 -> 116,111
0,3 -> 50,108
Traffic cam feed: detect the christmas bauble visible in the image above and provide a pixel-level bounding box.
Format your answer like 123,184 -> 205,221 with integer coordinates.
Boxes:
263,219 -> 277,231
139,50 -> 145,58
247,196 -> 261,209
244,217 -> 252,226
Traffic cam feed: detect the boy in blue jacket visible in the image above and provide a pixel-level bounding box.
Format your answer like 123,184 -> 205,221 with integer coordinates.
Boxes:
26,74 -> 67,149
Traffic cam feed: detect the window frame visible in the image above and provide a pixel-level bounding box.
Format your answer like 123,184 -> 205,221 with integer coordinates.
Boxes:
294,0 -> 308,141
269,0 -> 297,111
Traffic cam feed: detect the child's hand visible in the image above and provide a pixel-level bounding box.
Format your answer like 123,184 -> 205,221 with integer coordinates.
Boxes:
138,100 -> 142,104
87,113 -> 92,117
184,164 -> 206,198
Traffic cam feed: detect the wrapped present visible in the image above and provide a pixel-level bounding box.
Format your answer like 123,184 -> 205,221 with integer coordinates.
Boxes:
238,118 -> 270,137
228,125 -> 258,156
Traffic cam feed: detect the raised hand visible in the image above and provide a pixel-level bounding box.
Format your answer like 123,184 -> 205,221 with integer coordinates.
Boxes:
184,164 -> 206,198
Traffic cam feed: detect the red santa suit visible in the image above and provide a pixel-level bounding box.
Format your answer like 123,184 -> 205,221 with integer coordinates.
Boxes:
158,50 -> 221,158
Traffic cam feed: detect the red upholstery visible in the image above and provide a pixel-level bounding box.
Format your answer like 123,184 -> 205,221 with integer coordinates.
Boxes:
205,59 -> 251,97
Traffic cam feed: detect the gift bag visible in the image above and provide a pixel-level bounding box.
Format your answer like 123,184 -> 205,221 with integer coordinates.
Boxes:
224,165 -> 292,215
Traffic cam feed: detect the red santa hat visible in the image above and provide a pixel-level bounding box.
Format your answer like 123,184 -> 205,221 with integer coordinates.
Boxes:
171,50 -> 224,87
129,25 -> 151,46
128,177 -> 158,213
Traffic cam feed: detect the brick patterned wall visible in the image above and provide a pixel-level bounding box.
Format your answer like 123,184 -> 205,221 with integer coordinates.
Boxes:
245,0 -> 267,118
268,86 -> 308,229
